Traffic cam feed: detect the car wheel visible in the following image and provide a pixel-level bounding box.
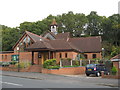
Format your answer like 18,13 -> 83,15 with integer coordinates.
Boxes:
86,74 -> 90,76
96,72 -> 100,77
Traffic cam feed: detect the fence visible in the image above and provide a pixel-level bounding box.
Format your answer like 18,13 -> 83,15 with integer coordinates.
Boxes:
60,59 -> 113,71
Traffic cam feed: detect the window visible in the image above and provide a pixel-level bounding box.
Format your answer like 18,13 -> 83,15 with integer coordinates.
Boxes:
84,54 -> 88,59
65,53 -> 67,58
93,54 -> 96,59
59,53 -> 62,58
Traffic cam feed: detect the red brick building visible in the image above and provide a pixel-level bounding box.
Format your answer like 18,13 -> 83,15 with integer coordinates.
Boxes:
111,54 -> 120,75
1,20 -> 102,66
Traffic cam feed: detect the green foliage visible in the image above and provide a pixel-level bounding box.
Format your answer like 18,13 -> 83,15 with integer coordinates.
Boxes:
63,65 -> 79,67
75,60 -> 79,66
111,46 -> 120,57
15,62 -> 31,68
43,59 -> 57,68
111,66 -> 117,75
0,62 -> 2,65
46,66 -> 60,69
9,61 -> 17,65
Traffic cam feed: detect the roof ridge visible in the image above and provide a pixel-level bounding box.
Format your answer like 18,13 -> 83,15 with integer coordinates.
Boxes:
25,31 -> 41,37
69,36 -> 101,39
26,31 -> 49,41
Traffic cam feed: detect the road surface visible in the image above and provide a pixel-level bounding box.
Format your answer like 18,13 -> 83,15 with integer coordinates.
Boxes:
1,75 -> 119,88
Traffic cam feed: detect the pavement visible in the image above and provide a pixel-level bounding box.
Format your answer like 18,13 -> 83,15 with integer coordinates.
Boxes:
0,71 -> 119,88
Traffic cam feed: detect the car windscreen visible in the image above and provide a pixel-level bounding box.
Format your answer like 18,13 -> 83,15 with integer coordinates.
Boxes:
86,64 -> 95,68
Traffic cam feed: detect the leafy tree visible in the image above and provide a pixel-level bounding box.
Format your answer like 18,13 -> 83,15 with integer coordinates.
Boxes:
86,11 -> 103,36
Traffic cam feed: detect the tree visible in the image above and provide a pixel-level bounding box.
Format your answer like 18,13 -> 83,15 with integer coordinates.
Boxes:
86,11 -> 103,36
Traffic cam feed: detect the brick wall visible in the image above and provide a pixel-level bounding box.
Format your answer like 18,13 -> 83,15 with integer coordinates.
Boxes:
84,52 -> 102,59
101,71 -> 120,79
113,61 -> 120,75
55,51 -> 78,63
1,52 -> 33,63
42,66 -> 85,75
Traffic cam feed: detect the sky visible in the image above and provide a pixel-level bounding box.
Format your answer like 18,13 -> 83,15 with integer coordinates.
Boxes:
0,0 -> 119,28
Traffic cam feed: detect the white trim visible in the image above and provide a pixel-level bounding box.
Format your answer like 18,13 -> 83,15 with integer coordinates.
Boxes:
111,59 -> 120,62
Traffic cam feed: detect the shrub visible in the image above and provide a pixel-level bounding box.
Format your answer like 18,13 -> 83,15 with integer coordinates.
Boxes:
46,66 -> 60,69
75,60 -> 79,66
0,62 -> 3,66
15,62 -> 31,68
9,61 -> 17,65
43,59 -> 57,68
111,66 -> 117,75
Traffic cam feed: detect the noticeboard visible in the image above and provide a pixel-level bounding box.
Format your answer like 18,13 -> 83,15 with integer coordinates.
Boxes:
11,55 -> 19,61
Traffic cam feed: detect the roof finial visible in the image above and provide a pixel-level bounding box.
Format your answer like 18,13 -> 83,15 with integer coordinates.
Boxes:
51,18 -> 57,25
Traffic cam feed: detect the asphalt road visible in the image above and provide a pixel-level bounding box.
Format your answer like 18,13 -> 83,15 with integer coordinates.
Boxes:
1,75 -> 119,88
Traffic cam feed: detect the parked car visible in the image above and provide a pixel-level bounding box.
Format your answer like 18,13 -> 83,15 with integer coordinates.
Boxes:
85,64 -> 110,77
2,62 -> 10,67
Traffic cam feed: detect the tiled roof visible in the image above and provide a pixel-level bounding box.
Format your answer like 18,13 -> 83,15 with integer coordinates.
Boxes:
41,30 -> 56,39
68,36 -> 102,53
26,41 -> 52,49
55,32 -> 70,40
26,36 -> 102,52
25,31 -> 48,42
111,54 -> 120,59
13,31 -> 48,49
26,40 -> 73,51
47,40 -> 73,50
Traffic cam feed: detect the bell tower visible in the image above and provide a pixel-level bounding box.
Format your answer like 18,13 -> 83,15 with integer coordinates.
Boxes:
50,19 -> 58,35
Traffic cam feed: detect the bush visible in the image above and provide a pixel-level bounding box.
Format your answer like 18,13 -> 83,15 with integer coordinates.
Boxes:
15,62 -> 31,68
9,61 -> 17,65
0,62 -> 3,66
111,66 -> 117,75
75,60 -> 79,65
46,66 -> 60,69
43,59 -> 57,68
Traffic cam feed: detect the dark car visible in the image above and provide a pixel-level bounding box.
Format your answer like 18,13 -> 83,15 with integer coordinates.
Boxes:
85,64 -> 109,77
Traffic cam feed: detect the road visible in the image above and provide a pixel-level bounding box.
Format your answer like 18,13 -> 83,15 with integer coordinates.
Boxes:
1,74 -> 119,88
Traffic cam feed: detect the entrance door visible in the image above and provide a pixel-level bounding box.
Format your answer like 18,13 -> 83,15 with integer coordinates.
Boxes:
38,52 -> 42,65
38,58 -> 42,65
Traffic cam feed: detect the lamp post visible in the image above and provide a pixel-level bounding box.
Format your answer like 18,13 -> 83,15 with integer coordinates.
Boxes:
17,46 -> 20,72
102,48 -> 105,60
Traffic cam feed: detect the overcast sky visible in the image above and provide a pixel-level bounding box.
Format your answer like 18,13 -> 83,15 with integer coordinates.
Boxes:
0,0 -> 119,28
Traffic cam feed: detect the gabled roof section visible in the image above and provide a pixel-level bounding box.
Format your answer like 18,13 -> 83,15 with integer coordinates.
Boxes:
68,36 -> 102,53
13,31 -> 48,49
41,30 -> 56,39
25,31 -> 48,42
55,32 -> 71,40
